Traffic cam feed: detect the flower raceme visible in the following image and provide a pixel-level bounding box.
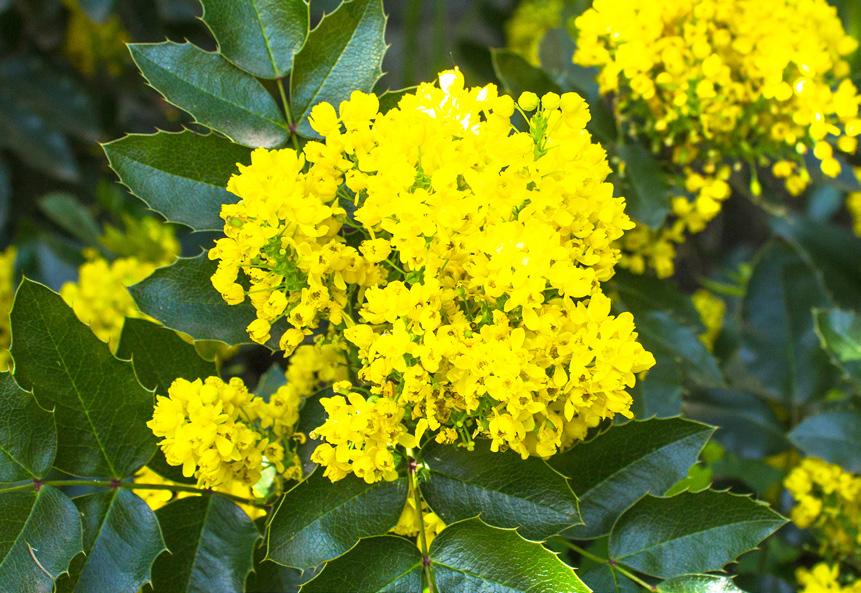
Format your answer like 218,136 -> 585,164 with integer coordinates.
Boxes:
207,69 -> 655,483
785,457 -> 861,563
570,0 -> 861,276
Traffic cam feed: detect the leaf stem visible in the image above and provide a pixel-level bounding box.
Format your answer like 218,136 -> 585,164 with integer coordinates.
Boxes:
556,539 -> 657,592
0,478 -> 267,508
278,78 -> 301,151
408,457 -> 437,593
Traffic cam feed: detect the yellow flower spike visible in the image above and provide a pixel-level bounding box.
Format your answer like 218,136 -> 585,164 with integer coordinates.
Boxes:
210,68 -> 654,483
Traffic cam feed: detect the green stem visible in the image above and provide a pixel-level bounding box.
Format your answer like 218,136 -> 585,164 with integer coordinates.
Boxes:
0,479 -> 267,509
557,540 -> 656,592
278,78 -> 301,151
409,458 -> 437,593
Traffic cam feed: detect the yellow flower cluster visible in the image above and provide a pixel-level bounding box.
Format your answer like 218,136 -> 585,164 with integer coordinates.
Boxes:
0,247 -> 16,372
797,563 -> 861,593
692,288 -> 725,351
211,69 -> 655,483
785,457 -> 861,562
391,480 -> 446,547
61,217 -> 178,350
148,376 -> 303,491
848,191 -> 861,237
61,254 -> 159,349
506,0 -> 565,66
63,0 -> 130,77
572,0 -> 860,276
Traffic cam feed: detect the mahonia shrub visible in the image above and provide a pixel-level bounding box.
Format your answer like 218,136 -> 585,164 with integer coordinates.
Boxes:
10,0 -> 860,592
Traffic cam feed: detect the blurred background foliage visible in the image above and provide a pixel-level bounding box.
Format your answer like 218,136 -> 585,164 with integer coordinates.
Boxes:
2,1 -> 861,592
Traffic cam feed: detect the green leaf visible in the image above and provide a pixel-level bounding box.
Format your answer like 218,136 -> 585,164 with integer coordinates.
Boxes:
0,58 -> 99,142
10,279 -> 155,478
580,564 -> 639,593
637,311 -> 724,387
57,490 -> 165,593
430,519 -> 591,593
772,216 -> 861,311
421,440 -> 581,539
617,142 -> 672,229
38,193 -> 102,247
290,0 -> 387,137
201,0 -> 309,79
740,240 -> 834,407
129,42 -> 289,148
630,359 -> 684,418
0,92 -> 78,182
686,389 -> 787,458
814,308 -> 861,386
609,491 -> 786,578
102,131 -> 252,231
550,418 -> 713,539
117,318 -> 216,394
610,270 -> 705,332
789,410 -> 861,473
0,486 -> 83,593
300,536 -> 422,593
151,495 -> 258,593
130,254 -> 282,347
491,48 -> 561,98
377,87 -> 414,114
0,374 -> 55,482
266,472 -> 407,570
658,574 -> 747,593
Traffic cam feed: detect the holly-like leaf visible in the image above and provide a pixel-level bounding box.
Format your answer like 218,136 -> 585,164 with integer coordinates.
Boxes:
0,373 -> 56,482
610,270 -> 705,332
609,491 -> 786,578
430,519 -> 591,593
657,574 -> 747,593
0,91 -> 78,182
102,131 -> 251,231
38,193 -> 102,247
814,308 -> 861,386
57,490 -> 165,593
686,389 -> 787,458
491,48 -> 561,98
117,318 -> 216,394
636,311 -> 724,388
550,418 -> 713,539
10,280 -> 155,478
617,142 -> 673,229
740,240 -> 834,407
789,410 -> 861,473
0,486 -> 83,593
772,216 -> 861,311
421,440 -> 581,540
266,473 -> 407,570
130,254 -> 281,347
129,42 -> 289,148
151,495 -> 259,593
290,0 -> 387,137
201,0 -> 309,79
300,536 -> 422,593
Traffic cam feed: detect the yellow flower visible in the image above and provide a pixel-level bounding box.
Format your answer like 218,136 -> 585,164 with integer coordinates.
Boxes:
692,289 -> 725,351
797,563 -> 861,593
212,68 -> 654,482
0,247 -> 16,372
506,0 -> 566,66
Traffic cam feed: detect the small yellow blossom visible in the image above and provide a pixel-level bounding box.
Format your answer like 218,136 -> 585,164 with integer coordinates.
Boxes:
797,563 -> 861,593
0,247 -> 16,372
692,289 -> 725,351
